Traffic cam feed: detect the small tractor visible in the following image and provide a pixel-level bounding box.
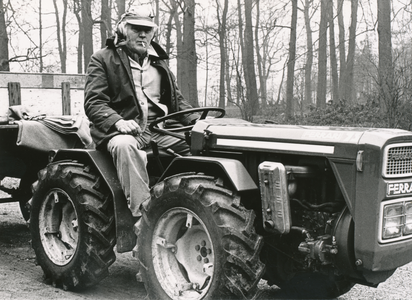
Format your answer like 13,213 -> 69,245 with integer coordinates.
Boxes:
28,107 -> 412,299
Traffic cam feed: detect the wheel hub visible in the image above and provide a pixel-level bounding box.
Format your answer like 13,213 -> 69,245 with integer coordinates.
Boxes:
152,208 -> 214,299
39,189 -> 79,266
175,225 -> 214,287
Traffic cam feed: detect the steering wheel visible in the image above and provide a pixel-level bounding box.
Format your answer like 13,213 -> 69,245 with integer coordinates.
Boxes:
149,107 -> 225,140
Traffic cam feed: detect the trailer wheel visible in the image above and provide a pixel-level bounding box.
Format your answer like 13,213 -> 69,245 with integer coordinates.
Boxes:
136,174 -> 265,300
30,161 -> 116,290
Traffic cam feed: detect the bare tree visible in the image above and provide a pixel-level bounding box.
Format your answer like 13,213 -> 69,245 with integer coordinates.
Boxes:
377,0 -> 394,120
255,3 -> 280,108
316,0 -> 327,108
162,0 -> 178,61
53,0 -> 68,73
82,0 -> 93,71
100,0 -> 111,48
337,0 -> 345,98
72,0 -> 83,73
171,0 -> 184,87
217,0 -> 229,109
181,0 -> 198,107
39,0 -> 43,72
303,0 -> 313,107
116,0 -> 125,20
286,0 -> 298,119
243,0 -> 259,119
339,0 -> 358,103
328,0 -> 339,102
255,0 -> 264,108
0,0 -> 9,71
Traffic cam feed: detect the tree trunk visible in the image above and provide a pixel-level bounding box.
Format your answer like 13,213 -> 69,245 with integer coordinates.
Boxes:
100,0 -> 111,48
164,6 -> 176,64
304,0 -> 313,107
39,0 -> 43,72
243,0 -> 259,120
316,0 -> 327,108
286,0 -> 298,119
179,0 -> 198,107
62,0 -> 67,72
217,0 -> 229,109
116,0 -> 125,20
53,0 -> 67,73
337,0 -> 346,100
377,0 -> 393,120
237,0 -> 247,117
341,0 -> 358,103
73,0 -> 83,74
255,0 -> 267,109
328,0 -> 339,102
225,38 -> 233,106
82,0 -> 93,71
172,0 -> 184,89
0,0 -> 10,71
153,0 -> 159,43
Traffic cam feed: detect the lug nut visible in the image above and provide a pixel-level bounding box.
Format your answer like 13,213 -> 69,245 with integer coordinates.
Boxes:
355,259 -> 363,266
195,245 -> 200,251
201,240 -> 206,247
204,258 -> 209,263
197,255 -> 202,261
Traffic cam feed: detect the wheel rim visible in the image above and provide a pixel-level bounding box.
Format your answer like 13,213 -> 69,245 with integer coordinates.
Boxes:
152,207 -> 215,299
39,188 -> 79,266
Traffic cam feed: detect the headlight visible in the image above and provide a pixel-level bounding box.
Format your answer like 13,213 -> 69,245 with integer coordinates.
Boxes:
382,204 -> 403,239
404,202 -> 412,235
381,199 -> 412,242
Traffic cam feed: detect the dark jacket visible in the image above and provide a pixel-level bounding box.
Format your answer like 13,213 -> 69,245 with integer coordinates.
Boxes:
84,37 -> 197,149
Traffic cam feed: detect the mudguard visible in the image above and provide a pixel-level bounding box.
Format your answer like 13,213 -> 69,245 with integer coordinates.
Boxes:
50,149 -> 135,253
159,156 -> 258,192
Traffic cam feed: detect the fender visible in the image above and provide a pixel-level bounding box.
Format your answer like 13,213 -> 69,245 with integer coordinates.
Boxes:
159,156 -> 258,192
50,149 -> 135,253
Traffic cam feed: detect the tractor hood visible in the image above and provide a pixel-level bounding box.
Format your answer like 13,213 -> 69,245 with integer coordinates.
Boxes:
191,118 -> 412,158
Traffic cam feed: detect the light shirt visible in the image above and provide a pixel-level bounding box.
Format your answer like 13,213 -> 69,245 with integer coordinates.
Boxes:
129,46 -> 168,122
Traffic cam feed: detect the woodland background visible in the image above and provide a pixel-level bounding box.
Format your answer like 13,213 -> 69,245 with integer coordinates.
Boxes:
0,0 -> 411,129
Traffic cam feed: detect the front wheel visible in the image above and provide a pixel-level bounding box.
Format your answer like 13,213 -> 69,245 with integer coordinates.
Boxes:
30,161 -> 116,290
136,174 -> 265,299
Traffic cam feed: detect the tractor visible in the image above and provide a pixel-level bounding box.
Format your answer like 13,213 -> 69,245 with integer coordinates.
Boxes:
29,107 -> 412,299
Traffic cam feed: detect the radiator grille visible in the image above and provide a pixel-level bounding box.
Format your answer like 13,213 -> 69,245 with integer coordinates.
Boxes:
385,144 -> 412,177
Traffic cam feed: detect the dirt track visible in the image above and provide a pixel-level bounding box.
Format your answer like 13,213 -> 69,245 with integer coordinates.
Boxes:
1,201 -> 412,300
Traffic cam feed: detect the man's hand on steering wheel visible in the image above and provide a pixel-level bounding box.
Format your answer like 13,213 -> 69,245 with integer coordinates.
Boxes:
149,107 -> 225,140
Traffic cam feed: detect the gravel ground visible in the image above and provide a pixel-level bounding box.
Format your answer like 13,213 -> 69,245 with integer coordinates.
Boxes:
1,200 -> 412,300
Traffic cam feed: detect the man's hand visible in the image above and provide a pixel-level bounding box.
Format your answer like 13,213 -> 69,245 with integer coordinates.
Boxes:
115,119 -> 142,135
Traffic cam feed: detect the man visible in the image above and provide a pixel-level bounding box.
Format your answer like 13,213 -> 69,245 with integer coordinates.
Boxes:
84,6 -> 198,221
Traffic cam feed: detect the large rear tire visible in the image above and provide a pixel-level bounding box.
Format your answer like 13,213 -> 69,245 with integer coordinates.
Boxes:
30,161 -> 116,290
136,174 -> 265,299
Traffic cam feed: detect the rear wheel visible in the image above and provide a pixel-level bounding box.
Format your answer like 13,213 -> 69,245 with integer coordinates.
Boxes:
30,161 -> 116,290
136,174 -> 265,299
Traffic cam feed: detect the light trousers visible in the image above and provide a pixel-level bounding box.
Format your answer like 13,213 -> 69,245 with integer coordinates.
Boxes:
107,126 -> 190,217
